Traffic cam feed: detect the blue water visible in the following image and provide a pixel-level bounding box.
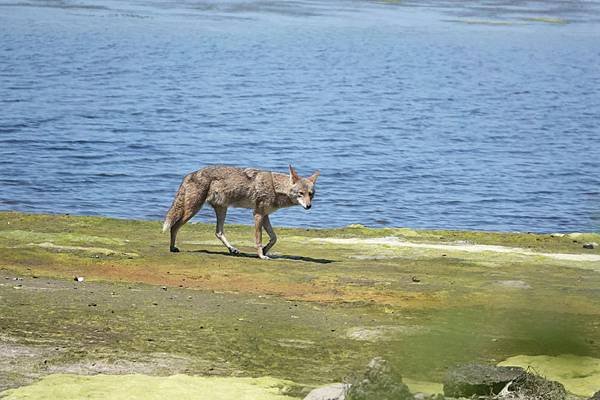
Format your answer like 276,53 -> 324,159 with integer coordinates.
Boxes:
1,0 -> 599,232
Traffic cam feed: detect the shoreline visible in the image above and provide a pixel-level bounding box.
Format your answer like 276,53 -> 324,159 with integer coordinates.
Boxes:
1,209 -> 597,237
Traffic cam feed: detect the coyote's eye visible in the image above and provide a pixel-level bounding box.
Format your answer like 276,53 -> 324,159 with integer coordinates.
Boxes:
298,191 -> 305,196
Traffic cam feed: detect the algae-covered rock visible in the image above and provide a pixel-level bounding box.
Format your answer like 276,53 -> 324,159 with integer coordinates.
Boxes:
499,355 -> 600,397
303,383 -> 349,400
444,363 -> 568,400
345,357 -> 414,400
506,371 -> 567,400
443,363 -> 523,397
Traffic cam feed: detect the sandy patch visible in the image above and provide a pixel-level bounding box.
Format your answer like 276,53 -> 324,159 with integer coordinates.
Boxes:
495,280 -> 531,289
29,242 -> 139,258
345,325 -> 427,342
312,237 -> 600,263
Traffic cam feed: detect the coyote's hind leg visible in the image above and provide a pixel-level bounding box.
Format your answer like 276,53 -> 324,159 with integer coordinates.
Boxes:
167,176 -> 209,253
170,221 -> 183,252
214,206 -> 240,255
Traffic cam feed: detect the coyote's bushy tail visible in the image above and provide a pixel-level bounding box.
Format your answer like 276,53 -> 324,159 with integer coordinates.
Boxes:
162,219 -> 172,233
162,184 -> 186,233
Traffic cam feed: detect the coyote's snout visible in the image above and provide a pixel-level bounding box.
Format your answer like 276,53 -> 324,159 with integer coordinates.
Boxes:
163,165 -> 319,260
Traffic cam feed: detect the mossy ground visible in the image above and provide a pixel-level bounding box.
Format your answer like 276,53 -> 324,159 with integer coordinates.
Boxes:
1,212 -> 599,397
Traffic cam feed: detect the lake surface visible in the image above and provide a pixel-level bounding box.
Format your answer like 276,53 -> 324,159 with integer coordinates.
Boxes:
1,0 -> 599,232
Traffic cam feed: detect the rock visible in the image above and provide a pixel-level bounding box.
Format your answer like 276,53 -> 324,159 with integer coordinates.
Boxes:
589,390 -> 600,400
507,371 -> 566,400
304,383 -> 349,400
74,276 -> 84,282
550,233 -> 565,238
583,242 -> 598,249
443,364 -> 523,397
345,357 -> 414,400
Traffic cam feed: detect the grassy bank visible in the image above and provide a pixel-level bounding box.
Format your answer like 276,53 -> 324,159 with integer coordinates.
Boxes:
1,212 -> 599,398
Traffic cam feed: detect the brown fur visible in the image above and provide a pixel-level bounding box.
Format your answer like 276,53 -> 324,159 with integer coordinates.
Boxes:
163,165 -> 319,259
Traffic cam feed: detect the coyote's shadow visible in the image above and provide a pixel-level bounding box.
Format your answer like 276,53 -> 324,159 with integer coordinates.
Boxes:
191,249 -> 334,264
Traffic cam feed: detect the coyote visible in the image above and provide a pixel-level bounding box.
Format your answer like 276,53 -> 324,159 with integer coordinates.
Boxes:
163,165 -> 319,259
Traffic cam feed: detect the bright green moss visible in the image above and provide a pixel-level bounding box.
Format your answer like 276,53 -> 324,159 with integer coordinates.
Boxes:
0,374 -> 299,400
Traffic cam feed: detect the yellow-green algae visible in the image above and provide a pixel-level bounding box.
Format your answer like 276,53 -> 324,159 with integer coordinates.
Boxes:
403,378 -> 443,394
1,212 -> 599,394
499,354 -> 600,397
0,229 -> 126,246
0,374 -> 297,400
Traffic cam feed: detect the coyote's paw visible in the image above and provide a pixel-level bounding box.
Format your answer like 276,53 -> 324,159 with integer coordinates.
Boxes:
228,247 -> 240,255
170,247 -> 180,253
258,254 -> 271,260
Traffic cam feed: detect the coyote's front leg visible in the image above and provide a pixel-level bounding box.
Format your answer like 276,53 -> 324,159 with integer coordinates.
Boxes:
253,212 -> 270,260
262,215 -> 277,255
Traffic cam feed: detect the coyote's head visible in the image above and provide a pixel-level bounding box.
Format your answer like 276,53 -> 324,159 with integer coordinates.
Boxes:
288,165 -> 319,210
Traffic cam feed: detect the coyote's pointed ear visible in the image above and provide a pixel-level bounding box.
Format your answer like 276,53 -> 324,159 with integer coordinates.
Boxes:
308,170 -> 320,184
289,164 -> 300,184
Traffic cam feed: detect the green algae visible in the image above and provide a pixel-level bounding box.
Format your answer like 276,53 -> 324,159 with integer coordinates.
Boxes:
403,378 -> 443,395
0,374 -> 298,400
499,355 -> 600,397
1,212 -> 599,394
0,229 -> 126,246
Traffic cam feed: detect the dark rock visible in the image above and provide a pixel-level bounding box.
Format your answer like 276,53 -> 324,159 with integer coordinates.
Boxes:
443,363 -> 523,397
345,357 -> 414,400
583,242 -> 598,249
507,371 -> 566,400
588,390 -> 600,400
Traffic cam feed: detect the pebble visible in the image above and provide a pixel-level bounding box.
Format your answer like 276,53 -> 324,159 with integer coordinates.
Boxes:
74,276 -> 84,282
583,242 -> 598,249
